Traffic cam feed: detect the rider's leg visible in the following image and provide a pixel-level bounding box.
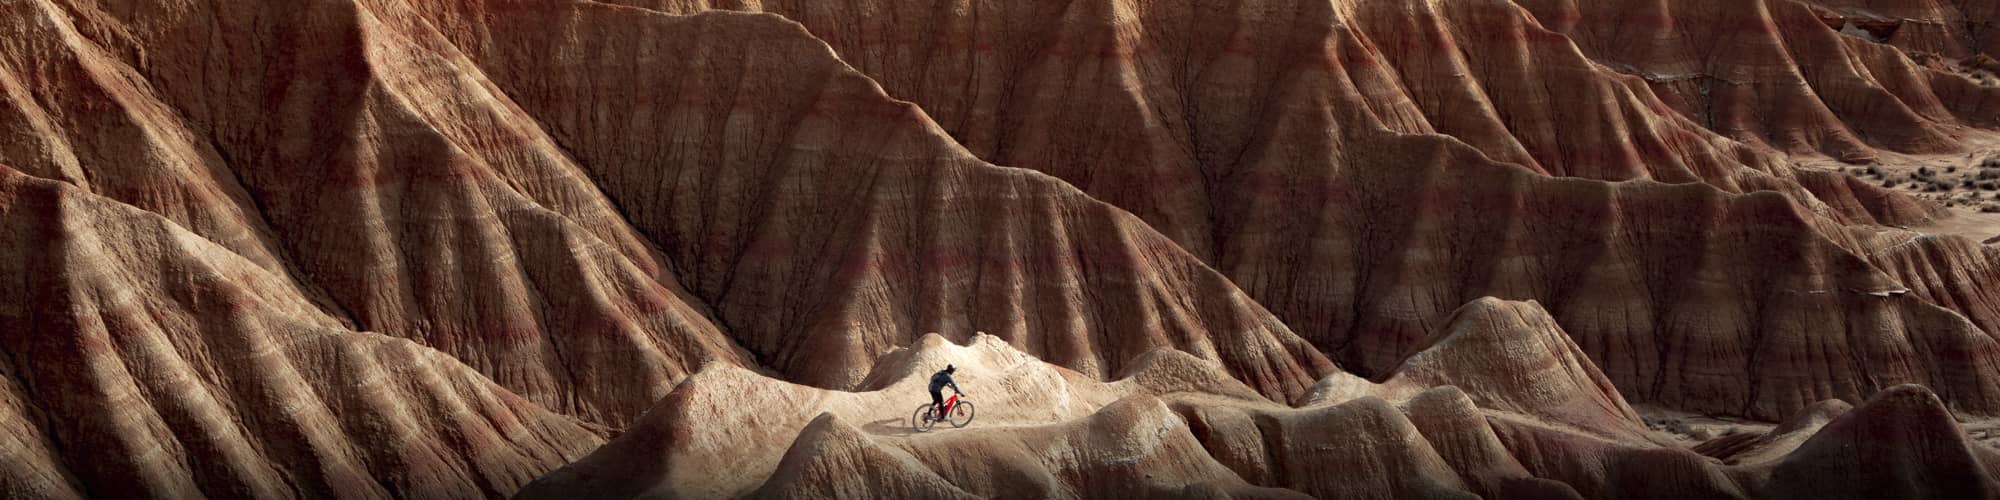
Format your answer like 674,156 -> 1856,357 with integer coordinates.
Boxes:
929,389 -> 944,421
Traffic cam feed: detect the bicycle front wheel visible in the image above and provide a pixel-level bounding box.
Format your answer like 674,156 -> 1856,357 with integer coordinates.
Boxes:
912,404 -> 937,433
948,401 -> 975,428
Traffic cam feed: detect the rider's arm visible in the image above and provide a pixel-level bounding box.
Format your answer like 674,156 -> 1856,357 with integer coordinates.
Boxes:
948,378 -> 962,394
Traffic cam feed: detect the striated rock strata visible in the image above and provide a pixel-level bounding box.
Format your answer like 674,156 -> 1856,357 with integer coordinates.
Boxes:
627,0 -> 2000,418
5,0 -> 2000,497
0,167 -> 601,499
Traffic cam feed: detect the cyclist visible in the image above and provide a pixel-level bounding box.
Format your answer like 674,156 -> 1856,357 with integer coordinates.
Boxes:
926,364 -> 963,422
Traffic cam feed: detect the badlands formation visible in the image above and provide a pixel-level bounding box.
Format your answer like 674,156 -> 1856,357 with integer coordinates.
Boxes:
2,0 -> 2000,498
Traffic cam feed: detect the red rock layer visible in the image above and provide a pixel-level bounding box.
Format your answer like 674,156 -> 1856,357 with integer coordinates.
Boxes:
1,0 -> 1340,425
397,0 -> 1337,400
1767,384 -> 2000,498
1795,0 -> 2000,57
3,0 -> 1994,429
0,0 -> 318,300
1516,0 -> 2000,158
0,166 -> 601,499
6,0 -> 2000,497
1,0 -> 753,426
630,0 -> 1978,224
626,0 -> 2000,419
1238,131 -> 2000,419
1843,227 -> 2000,336
1361,298 -> 1657,441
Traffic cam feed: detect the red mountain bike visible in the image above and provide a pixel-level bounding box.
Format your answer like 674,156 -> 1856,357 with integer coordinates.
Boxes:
912,393 -> 975,432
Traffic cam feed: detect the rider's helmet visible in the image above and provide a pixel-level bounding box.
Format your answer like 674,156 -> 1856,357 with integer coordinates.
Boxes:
945,364 -> 956,373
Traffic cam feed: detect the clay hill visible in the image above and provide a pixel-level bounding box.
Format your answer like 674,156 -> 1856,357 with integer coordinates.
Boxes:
3,0 -> 2000,498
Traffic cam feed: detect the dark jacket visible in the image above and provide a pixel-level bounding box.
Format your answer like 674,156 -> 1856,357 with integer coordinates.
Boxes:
928,370 -> 961,394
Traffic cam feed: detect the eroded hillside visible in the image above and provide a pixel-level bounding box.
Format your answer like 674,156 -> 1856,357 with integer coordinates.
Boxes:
2,0 -> 2000,498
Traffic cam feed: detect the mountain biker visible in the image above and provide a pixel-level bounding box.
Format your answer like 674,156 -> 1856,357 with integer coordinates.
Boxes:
927,364 -> 962,421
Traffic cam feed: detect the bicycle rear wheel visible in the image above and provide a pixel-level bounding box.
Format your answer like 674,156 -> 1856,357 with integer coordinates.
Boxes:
948,401 -> 975,428
912,404 -> 937,433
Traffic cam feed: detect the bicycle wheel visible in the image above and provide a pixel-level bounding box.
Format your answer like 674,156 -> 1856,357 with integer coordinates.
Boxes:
912,404 -> 937,433
948,401 -> 975,428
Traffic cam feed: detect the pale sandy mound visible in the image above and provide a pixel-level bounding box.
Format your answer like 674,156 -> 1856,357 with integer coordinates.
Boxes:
749,414 -> 979,500
514,333 -> 1268,499
756,397 -> 1309,500
520,334 -> 1507,499
1307,298 -> 1659,443
516,297 -> 2000,500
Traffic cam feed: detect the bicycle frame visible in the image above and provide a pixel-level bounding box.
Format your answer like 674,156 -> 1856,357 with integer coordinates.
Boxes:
941,394 -> 960,415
